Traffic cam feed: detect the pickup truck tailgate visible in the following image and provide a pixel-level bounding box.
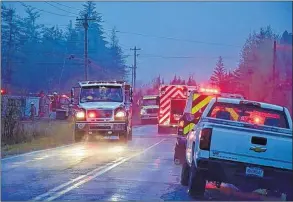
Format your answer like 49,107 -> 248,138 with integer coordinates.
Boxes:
208,121 -> 292,170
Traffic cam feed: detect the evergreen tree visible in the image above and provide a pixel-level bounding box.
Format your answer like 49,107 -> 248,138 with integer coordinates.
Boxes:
210,56 -> 227,89
1,5 -> 23,90
107,27 -> 127,80
170,75 -> 178,84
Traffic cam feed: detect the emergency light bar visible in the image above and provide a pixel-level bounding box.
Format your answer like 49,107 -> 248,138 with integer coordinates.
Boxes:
199,87 -> 219,94
143,95 -> 159,100
79,80 -> 126,85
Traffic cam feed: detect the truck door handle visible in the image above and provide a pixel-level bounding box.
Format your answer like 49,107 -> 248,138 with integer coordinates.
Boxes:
251,136 -> 267,146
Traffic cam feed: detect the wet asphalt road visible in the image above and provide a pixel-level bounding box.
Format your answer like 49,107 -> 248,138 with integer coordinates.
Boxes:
1,125 -> 276,201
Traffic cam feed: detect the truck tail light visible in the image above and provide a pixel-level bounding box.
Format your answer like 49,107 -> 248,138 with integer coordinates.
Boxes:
199,128 -> 213,151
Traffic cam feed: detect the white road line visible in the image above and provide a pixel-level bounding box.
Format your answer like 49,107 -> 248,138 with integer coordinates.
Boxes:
38,139 -> 166,201
33,157 -> 126,201
2,143 -> 80,161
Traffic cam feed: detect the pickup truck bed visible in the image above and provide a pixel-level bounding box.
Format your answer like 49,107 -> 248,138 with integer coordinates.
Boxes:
198,117 -> 292,192
183,98 -> 293,199
204,117 -> 292,170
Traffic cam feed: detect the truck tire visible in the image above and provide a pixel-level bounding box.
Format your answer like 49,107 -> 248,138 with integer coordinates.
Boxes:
74,130 -> 84,142
181,161 -> 190,186
188,161 -> 206,198
128,129 -> 132,141
119,132 -> 128,143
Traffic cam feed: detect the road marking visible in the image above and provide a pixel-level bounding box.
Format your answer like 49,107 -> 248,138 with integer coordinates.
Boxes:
33,157 -> 126,201
2,143 -> 79,161
35,139 -> 165,201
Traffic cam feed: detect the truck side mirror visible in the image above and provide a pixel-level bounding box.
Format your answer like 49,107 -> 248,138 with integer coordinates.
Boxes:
130,88 -> 133,103
71,88 -> 74,103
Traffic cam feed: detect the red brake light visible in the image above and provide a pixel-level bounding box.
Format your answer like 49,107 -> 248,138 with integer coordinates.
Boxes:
1,89 -> 5,95
199,128 -> 213,150
88,112 -> 96,118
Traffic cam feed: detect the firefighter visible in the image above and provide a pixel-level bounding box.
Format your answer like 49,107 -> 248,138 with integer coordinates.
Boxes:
39,91 -> 45,117
107,88 -> 122,101
30,102 -> 36,121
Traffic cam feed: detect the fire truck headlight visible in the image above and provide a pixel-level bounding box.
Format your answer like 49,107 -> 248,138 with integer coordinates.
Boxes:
115,110 -> 126,118
76,111 -> 85,119
140,109 -> 146,115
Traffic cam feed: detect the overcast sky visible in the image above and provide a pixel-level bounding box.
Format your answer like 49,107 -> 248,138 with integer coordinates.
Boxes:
4,1 -> 292,86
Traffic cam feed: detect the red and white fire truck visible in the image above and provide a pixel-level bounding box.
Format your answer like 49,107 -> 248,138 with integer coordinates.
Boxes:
157,85 -> 197,134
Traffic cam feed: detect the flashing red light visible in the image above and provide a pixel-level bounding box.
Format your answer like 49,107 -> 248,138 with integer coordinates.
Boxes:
1,89 -> 6,95
200,88 -> 219,94
253,117 -> 261,124
88,112 -> 96,118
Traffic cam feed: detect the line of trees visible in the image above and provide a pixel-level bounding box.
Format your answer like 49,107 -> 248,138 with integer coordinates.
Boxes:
208,27 -> 292,112
1,1 -> 128,94
142,26 -> 292,112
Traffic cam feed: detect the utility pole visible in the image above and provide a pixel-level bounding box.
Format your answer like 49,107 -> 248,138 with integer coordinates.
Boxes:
131,65 -> 134,87
130,46 -> 140,92
76,14 -> 95,80
272,40 -> 277,94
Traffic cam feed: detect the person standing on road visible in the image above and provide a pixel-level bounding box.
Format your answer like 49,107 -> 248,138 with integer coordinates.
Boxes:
39,91 -> 45,117
30,102 -> 36,121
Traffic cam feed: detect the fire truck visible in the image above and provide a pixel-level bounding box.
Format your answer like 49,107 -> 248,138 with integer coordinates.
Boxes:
157,85 -> 197,134
174,87 -> 245,164
139,95 -> 159,124
71,80 -> 133,143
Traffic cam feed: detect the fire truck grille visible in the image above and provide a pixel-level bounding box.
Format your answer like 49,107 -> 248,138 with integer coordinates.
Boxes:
87,109 -> 113,118
146,108 -> 158,114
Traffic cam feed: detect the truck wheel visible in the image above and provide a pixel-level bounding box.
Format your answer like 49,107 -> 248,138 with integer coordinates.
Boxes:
74,130 -> 84,142
119,132 -> 128,143
188,162 -> 206,198
128,129 -> 132,141
181,161 -> 190,186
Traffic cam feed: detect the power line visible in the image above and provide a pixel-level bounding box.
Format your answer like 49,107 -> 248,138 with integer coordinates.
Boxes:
18,2 -> 77,18
52,2 -> 81,11
44,1 -> 80,16
116,30 -> 242,48
139,53 -> 236,59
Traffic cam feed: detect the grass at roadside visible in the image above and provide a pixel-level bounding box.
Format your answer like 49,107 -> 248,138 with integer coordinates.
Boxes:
1,121 -> 74,159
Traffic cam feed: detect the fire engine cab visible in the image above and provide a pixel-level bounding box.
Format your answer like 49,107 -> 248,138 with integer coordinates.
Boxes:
71,80 -> 133,143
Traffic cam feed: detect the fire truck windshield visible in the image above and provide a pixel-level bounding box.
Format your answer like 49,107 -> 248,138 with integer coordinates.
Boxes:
80,86 -> 123,103
142,99 -> 158,106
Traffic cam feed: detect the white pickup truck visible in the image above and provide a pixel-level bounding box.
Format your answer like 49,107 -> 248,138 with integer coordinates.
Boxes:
181,97 -> 292,200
